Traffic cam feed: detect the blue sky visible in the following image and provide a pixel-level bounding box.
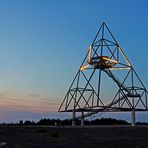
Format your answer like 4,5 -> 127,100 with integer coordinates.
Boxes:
0,0 -> 148,122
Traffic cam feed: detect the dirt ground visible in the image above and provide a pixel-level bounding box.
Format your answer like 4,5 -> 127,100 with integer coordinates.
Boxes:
0,125 -> 148,148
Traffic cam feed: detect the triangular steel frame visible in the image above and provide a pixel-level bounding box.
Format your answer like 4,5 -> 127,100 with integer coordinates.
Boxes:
58,22 -> 148,118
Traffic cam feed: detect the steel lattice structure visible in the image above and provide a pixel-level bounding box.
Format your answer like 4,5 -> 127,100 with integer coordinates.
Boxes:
58,22 -> 148,120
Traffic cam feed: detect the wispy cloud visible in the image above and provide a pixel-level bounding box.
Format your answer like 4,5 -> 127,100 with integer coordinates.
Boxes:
0,92 -> 63,122
0,92 -> 60,113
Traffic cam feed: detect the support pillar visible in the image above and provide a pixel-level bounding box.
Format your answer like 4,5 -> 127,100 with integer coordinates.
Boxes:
81,112 -> 84,127
72,110 -> 76,126
131,110 -> 136,127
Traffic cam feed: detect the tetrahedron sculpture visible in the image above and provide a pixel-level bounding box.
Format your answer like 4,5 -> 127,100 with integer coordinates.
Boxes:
58,22 -> 148,126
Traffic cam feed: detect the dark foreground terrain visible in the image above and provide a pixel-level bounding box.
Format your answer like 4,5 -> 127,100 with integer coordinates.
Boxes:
0,125 -> 148,148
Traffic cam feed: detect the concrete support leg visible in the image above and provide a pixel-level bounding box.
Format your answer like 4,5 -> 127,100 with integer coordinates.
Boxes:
72,110 -> 76,127
131,110 -> 136,127
81,112 -> 84,127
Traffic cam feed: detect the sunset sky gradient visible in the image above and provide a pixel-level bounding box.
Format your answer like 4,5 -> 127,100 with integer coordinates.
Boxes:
0,0 -> 148,122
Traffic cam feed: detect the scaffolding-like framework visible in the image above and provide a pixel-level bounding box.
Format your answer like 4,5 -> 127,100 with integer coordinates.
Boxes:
58,22 -> 148,121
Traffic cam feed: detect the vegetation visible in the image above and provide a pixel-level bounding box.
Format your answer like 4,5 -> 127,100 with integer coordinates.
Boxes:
0,126 -> 148,147
2,118 -> 146,126
16,118 -> 129,126
1,118 -> 148,126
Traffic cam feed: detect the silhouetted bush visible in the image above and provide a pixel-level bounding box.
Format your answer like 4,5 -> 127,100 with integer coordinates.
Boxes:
24,120 -> 35,125
8,117 -> 147,126
89,118 -> 129,125
136,122 -> 148,125
37,118 -> 61,125
35,118 -> 129,126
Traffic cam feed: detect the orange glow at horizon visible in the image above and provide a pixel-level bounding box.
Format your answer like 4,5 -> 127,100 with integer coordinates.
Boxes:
0,93 -> 60,113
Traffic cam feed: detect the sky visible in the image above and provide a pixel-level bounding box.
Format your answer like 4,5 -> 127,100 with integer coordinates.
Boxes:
0,0 -> 148,123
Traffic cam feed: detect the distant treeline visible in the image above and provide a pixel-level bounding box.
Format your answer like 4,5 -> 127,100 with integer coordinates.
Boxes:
8,118 -> 147,126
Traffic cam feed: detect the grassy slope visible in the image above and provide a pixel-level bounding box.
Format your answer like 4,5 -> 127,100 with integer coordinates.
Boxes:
0,126 -> 148,148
